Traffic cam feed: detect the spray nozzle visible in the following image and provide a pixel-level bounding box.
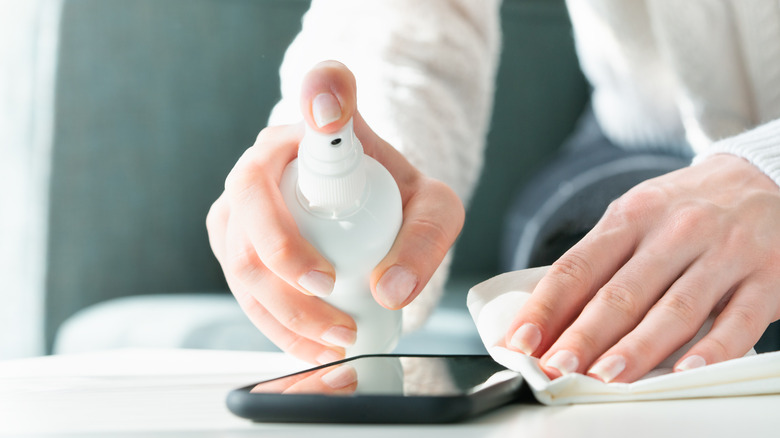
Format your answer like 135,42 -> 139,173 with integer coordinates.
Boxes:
297,118 -> 367,215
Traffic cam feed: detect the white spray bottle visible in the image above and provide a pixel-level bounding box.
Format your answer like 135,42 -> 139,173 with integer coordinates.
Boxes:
280,118 -> 403,357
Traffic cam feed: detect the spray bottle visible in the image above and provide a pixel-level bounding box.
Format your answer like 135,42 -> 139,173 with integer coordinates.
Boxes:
280,118 -> 403,357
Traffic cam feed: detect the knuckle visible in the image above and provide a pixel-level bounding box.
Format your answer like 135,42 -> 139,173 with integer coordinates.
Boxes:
244,296 -> 270,318
254,125 -> 300,154
765,250 -> 780,276
261,233 -> 298,269
722,224 -> 758,258
657,292 -> 700,330
549,251 -> 594,292
226,245 -> 264,283
595,280 -> 642,316
433,182 -> 466,233
405,217 -> 453,257
283,308 -> 310,334
667,203 -> 713,240
529,298 -> 557,321
282,335 -> 312,357
624,334 -> 656,360
564,330 -> 599,354
725,303 -> 763,336
223,125 -> 300,201
205,205 -> 218,231
255,126 -> 275,145
699,336 -> 730,361
431,178 -> 465,212
224,163 -> 255,199
405,179 -> 465,252
205,198 -> 227,232
725,225 -> 750,247
233,291 -> 269,321
224,150 -> 273,199
606,184 -> 664,224
229,283 -> 254,306
604,198 -> 637,225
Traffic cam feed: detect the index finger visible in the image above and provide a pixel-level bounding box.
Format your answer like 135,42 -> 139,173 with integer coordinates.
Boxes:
504,213 -> 638,357
225,124 -> 336,297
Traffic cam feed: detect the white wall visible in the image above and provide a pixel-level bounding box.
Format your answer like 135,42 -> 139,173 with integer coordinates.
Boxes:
0,0 -> 62,359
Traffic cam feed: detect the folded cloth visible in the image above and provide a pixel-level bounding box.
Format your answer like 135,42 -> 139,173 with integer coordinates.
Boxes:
467,266 -> 780,405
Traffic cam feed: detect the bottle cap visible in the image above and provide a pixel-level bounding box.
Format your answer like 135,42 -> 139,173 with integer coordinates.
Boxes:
297,118 -> 367,214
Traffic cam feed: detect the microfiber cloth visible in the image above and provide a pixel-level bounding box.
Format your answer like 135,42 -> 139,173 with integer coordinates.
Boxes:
467,266 -> 780,405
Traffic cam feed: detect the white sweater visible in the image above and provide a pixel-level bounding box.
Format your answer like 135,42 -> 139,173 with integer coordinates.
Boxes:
270,0 -> 780,329
567,0 -> 780,176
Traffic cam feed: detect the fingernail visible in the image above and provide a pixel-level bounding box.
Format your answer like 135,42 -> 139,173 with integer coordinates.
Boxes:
675,355 -> 706,372
321,365 -> 357,389
376,265 -> 418,309
312,93 -> 341,128
315,349 -> 343,365
321,326 -> 357,348
298,270 -> 334,297
588,355 -> 626,383
545,350 -> 580,375
509,323 -> 542,355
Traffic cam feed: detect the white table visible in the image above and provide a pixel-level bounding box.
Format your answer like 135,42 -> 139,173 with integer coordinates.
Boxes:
1,349 -> 778,437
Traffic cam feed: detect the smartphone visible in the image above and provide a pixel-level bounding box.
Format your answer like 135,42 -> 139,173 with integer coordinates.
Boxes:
226,354 -> 526,424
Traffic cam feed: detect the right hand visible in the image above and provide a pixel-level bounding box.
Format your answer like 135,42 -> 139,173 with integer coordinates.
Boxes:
206,61 -> 464,364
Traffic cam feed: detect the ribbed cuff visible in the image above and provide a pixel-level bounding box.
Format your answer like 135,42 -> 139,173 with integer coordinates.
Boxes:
693,119 -> 780,188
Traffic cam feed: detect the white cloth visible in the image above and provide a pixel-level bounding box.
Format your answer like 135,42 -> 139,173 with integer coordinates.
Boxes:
467,266 -> 780,405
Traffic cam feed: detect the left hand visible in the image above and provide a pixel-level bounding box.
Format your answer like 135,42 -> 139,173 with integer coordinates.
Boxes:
505,154 -> 780,383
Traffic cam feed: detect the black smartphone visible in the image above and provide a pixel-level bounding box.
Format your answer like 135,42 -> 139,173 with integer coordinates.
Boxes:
226,354 -> 525,424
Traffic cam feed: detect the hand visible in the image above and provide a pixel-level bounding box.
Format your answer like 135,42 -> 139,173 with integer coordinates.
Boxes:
251,363 -> 358,395
505,154 -> 780,382
206,61 -> 464,364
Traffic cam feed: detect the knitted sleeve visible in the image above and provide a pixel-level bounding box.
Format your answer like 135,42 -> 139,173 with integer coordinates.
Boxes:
693,119 -> 780,188
643,0 -> 780,186
267,0 -> 502,331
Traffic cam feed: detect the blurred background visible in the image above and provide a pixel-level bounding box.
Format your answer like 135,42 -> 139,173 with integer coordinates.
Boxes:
0,0 -> 590,360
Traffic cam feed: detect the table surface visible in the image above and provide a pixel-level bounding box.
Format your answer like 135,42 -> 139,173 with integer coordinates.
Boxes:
1,348 -> 778,438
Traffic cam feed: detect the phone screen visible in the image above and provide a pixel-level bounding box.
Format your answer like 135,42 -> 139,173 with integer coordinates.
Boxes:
248,355 -> 518,397
228,355 -> 525,423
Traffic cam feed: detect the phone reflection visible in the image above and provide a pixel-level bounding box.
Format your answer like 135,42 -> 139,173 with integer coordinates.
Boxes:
399,357 -> 458,396
249,356 -> 513,397
250,363 -> 358,395
250,357 -> 404,396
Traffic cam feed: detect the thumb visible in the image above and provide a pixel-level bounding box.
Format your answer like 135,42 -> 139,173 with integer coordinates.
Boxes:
300,61 -> 358,134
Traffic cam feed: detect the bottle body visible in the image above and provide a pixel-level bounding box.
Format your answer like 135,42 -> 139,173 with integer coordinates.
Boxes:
280,156 -> 403,357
